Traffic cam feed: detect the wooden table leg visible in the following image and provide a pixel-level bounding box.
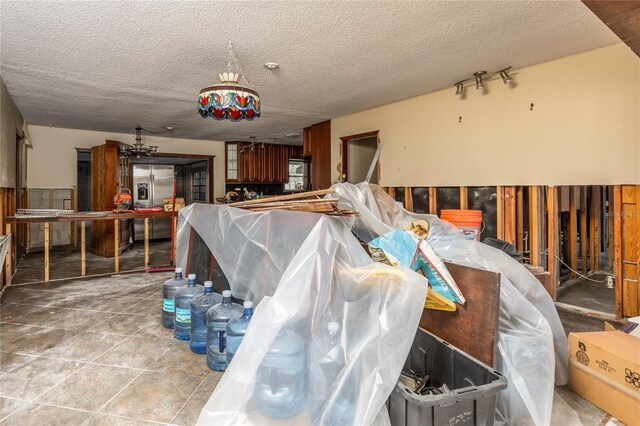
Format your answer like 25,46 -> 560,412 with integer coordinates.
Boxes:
114,219 -> 119,273
144,218 -> 149,268
81,221 -> 86,277
44,222 -> 50,282
4,224 -> 12,287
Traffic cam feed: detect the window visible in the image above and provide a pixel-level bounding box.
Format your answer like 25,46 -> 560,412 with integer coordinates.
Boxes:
226,143 -> 238,181
284,159 -> 309,192
192,170 -> 207,201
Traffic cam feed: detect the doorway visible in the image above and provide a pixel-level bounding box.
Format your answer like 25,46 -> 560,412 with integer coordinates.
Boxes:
340,131 -> 380,184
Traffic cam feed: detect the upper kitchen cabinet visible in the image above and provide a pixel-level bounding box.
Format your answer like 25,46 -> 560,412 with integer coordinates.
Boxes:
225,142 -> 293,184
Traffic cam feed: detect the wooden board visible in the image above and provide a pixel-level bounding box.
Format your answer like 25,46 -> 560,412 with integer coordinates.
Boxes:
547,186 -> 559,299
582,1 -> 640,57
419,261 -> 501,367
569,186 -> 578,279
621,185 -> 640,317
581,186 -> 588,274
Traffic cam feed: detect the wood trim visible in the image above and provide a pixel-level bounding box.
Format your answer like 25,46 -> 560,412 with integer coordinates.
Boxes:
504,186 -> 516,245
340,130 -> 380,184
613,185 -> 623,318
569,186 -> 578,279
459,186 -> 468,209
428,187 -> 437,215
404,186 -> 413,211
580,186 -> 588,274
547,186 -> 559,299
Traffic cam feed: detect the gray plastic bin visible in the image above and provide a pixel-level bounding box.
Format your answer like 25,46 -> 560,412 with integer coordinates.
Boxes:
387,327 -> 507,426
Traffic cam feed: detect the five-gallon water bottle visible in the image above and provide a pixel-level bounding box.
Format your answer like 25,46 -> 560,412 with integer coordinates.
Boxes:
206,290 -> 242,371
225,300 -> 253,365
254,329 -> 306,419
173,273 -> 203,340
161,267 -> 187,329
189,281 -> 222,354
307,322 -> 355,426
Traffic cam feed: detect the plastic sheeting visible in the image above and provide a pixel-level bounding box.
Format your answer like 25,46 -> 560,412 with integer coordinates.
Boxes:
176,204 -> 427,425
331,182 -> 569,426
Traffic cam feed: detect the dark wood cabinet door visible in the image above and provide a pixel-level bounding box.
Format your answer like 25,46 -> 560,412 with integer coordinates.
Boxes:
303,127 -> 312,157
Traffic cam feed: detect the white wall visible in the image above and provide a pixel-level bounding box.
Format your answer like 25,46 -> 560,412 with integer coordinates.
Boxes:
27,126 -> 226,198
331,44 -> 640,186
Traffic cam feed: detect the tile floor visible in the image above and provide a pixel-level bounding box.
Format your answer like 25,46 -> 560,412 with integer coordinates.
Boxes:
0,273 -> 222,425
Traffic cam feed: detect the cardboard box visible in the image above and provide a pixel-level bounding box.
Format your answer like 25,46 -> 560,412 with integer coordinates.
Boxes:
163,197 -> 185,205
163,203 -> 185,212
568,331 -> 640,425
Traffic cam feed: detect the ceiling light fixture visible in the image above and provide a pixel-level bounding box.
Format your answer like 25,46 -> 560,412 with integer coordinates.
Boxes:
198,42 -> 273,122
454,82 -> 464,96
499,67 -> 513,84
474,71 -> 487,90
121,126 -> 158,159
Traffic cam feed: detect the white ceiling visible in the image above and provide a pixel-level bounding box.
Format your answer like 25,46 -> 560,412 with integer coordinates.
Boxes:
0,1 -> 619,145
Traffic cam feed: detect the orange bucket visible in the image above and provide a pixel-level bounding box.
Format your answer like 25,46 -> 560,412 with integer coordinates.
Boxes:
440,209 -> 483,240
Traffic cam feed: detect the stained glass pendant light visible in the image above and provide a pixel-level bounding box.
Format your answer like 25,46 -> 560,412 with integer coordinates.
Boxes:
198,42 -> 267,122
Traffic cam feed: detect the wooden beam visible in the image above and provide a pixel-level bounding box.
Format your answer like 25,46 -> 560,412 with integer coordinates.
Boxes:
580,186 -> 588,274
608,186 -> 615,272
569,186 -> 578,279
387,187 -> 396,199
44,222 -> 50,282
529,186 -> 541,266
496,187 -> 504,240
404,187 -> 413,211
4,224 -> 11,288
582,1 -> 640,57
144,217 -> 149,268
591,186 -> 601,271
516,186 -> 524,252
459,186 -> 468,210
428,187 -> 436,215
613,185 -> 623,318
547,186 -> 559,299
114,219 -> 119,273
81,221 -> 86,277
504,186 -> 516,245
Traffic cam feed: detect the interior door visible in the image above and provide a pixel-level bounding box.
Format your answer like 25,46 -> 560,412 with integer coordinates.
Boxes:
621,185 -> 640,317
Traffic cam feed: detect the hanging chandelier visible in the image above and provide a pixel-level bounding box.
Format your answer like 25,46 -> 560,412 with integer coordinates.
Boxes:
198,42 -> 275,122
120,126 -> 158,158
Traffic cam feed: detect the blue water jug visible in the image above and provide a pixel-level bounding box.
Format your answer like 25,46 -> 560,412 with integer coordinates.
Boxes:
206,290 -> 242,371
308,322 -> 354,425
162,267 -> 187,329
189,281 -> 222,354
254,329 -> 306,419
225,300 -> 253,365
173,273 -> 203,340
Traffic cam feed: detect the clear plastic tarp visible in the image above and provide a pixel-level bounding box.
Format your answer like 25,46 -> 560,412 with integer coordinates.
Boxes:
176,205 -> 427,425
331,182 -> 570,426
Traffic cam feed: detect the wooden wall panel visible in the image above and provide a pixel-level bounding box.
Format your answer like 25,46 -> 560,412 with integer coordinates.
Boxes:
504,186 -> 516,245
310,120 -> 331,190
569,186 -> 578,278
547,186 -> 559,299
580,186 -> 588,274
620,185 -> 640,317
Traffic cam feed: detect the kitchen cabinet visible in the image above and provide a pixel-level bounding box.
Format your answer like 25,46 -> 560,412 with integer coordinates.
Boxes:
226,142 -> 293,184
302,127 -> 312,157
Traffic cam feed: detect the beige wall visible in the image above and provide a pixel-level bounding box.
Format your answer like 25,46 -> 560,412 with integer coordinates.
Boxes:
331,44 -> 640,186
347,137 -> 378,184
1,77 -> 25,188
27,126 -> 226,198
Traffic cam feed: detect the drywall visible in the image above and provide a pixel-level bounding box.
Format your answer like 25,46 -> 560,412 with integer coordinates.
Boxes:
347,137 -> 378,184
27,126 -> 226,198
1,77 -> 24,188
331,44 -> 640,186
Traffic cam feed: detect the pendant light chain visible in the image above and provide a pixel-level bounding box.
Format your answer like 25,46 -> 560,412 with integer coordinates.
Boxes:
227,41 -> 271,88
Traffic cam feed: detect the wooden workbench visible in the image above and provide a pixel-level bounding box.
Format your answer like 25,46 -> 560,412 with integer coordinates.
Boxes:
4,210 -> 176,285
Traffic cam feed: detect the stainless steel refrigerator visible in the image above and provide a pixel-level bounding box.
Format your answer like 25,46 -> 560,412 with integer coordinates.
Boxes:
133,164 -> 174,240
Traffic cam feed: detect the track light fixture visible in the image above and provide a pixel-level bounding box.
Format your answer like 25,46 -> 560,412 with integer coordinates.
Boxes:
453,66 -> 514,97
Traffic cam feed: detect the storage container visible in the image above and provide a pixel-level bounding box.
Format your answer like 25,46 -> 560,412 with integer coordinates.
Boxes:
387,327 -> 507,426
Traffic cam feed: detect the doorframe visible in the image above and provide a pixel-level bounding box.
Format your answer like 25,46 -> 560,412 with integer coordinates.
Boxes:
340,130 -> 380,184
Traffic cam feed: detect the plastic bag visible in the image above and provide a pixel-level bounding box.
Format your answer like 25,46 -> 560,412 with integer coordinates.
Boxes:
331,182 -> 569,426
176,205 -> 427,425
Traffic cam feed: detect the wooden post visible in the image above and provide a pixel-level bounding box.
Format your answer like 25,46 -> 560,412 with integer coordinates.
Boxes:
81,221 -> 86,277
529,186 -> 541,266
144,217 -> 149,268
428,187 -> 437,214
613,185 -> 622,318
404,186 -> 412,211
114,219 -> 119,273
4,224 -> 11,287
496,186 -> 505,240
44,222 -> 50,282
569,186 -> 578,278
174,216 -> 178,265
459,186 -> 468,210
516,186 -> 524,252
580,186 -> 588,273
547,186 -> 559,299
591,186 -> 601,271
503,187 -> 516,245
608,186 -> 614,272
388,187 -> 396,199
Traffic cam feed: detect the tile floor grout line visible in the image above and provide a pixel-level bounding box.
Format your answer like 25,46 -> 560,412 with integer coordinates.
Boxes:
90,367 -> 147,419
30,358 -> 92,402
169,373 -> 208,425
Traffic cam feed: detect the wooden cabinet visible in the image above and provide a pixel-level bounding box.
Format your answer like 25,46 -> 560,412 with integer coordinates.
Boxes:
225,142 -> 240,183
226,142 -> 294,184
302,127 -> 312,157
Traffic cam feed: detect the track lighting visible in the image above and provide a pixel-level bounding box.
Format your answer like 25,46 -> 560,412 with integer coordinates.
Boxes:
499,67 -> 513,84
453,66 -> 514,97
474,71 -> 487,90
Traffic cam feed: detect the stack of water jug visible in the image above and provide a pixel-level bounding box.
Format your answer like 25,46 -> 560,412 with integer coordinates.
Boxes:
161,268 -> 253,372
162,268 -> 354,423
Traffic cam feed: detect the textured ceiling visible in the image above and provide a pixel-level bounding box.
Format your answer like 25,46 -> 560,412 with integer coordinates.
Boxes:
0,1 -> 619,145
